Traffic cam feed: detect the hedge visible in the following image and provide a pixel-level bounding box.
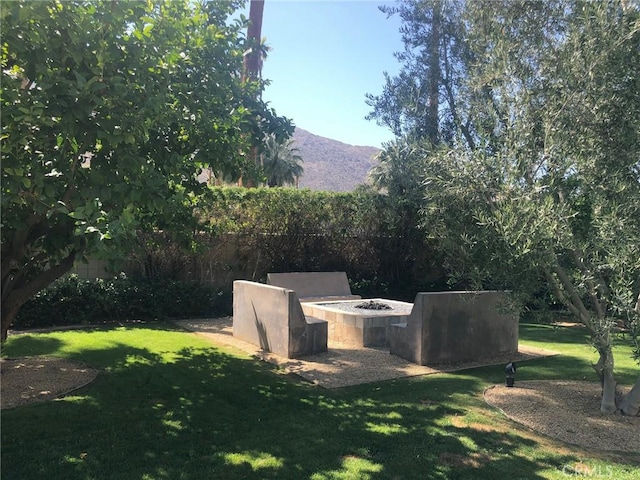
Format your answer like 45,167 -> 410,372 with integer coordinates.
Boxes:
16,186 -> 448,328
13,274 -> 228,330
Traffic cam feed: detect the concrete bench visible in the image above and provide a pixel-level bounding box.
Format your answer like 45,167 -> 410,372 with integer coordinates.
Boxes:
389,291 -> 518,365
233,280 -> 328,358
267,272 -> 361,303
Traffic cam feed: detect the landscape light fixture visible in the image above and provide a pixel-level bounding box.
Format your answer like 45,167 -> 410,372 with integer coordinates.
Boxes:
505,362 -> 517,387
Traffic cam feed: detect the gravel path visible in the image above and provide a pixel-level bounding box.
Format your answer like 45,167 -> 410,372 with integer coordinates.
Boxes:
175,317 -> 559,388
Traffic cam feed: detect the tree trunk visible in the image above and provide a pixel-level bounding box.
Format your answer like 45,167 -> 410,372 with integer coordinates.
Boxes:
620,375 -> 640,416
243,0 -> 264,82
242,0 -> 265,183
544,263 -> 622,414
427,0 -> 441,146
1,296 -> 26,342
617,289 -> 640,415
594,345 -> 617,414
1,249 -> 78,341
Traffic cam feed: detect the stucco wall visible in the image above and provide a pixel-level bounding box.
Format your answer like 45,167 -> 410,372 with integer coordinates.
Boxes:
390,291 -> 518,365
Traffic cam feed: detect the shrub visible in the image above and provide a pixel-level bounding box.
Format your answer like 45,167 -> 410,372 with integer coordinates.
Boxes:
13,274 -> 225,330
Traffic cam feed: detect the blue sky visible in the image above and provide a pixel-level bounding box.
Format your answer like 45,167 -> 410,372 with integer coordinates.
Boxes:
242,1 -> 404,147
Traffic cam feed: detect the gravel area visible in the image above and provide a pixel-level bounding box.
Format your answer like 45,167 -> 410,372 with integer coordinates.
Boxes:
1,357 -> 98,409
175,317 -> 558,388
485,381 -> 640,452
313,299 -> 413,316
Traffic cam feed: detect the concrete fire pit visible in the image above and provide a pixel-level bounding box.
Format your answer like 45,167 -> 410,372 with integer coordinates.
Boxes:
301,299 -> 413,347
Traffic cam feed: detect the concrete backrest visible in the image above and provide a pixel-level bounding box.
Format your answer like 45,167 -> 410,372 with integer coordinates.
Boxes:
390,291 -> 518,365
232,280 -> 327,358
266,272 -> 361,302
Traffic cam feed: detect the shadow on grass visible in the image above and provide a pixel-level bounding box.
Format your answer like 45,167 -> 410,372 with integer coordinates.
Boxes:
1,335 -> 65,357
1,325 -> 634,480
465,354 -> 598,384
519,323 -> 639,386
520,323 -> 592,345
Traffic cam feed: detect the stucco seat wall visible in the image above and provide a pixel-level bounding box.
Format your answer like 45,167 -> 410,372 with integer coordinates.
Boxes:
389,291 -> 518,365
267,272 -> 361,302
233,280 -> 328,358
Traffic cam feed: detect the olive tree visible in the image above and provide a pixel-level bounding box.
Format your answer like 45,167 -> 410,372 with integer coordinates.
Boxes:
427,0 -> 640,414
0,0 -> 290,339
375,0 -> 640,414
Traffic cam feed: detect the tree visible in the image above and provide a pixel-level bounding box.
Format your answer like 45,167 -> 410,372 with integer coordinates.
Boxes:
368,138 -> 433,283
243,0 -> 266,83
260,134 -> 304,187
238,0 -> 269,186
1,0 -> 290,340
376,0 -> 640,414
366,0 -> 477,148
369,138 -> 420,196
425,0 -> 640,415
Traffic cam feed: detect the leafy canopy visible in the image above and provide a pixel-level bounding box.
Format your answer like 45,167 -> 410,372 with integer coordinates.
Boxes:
0,0 -> 290,336
260,134 -> 304,187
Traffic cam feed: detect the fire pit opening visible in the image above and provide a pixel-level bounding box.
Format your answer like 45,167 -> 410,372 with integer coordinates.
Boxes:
355,300 -> 392,310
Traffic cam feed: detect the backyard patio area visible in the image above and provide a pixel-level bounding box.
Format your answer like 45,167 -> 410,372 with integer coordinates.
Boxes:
175,317 -> 558,388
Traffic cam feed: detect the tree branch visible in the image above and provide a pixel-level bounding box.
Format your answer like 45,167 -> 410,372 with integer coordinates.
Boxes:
544,266 -> 584,319
3,248 -> 79,318
544,263 -> 594,331
571,248 -> 609,317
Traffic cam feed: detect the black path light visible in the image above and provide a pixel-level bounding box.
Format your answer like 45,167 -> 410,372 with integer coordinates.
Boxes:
505,362 -> 517,387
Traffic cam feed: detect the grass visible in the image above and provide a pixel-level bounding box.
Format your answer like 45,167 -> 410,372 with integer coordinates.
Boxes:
1,322 -> 639,480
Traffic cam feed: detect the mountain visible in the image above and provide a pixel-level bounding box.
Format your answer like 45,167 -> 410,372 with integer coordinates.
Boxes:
292,128 -> 381,192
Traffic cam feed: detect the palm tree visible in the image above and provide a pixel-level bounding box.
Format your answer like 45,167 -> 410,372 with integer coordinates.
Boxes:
240,0 -> 266,187
368,137 -> 424,201
261,134 -> 304,187
243,0 -> 265,82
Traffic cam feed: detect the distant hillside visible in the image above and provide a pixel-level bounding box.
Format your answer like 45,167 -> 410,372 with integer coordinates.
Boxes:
292,128 -> 380,192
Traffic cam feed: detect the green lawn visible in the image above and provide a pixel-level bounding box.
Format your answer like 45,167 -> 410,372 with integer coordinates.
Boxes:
1,323 -> 638,479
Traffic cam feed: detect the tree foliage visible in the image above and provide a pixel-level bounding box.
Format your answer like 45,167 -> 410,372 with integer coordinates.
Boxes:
0,0 -> 290,339
366,0 -> 478,148
468,0 -> 639,415
375,0 -> 640,415
192,186 -> 442,296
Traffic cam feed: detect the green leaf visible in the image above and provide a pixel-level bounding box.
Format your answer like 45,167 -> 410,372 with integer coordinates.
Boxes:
68,137 -> 79,154
74,71 -> 86,88
44,184 -> 56,198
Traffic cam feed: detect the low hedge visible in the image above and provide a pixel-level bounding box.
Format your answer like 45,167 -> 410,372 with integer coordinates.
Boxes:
13,274 -> 229,330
